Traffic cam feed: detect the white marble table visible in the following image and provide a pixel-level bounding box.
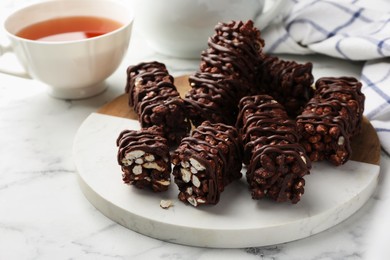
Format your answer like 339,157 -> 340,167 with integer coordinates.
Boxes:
1,1 -> 390,259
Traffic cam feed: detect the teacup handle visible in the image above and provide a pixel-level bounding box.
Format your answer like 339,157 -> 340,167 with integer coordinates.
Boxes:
254,0 -> 291,30
0,43 -> 31,79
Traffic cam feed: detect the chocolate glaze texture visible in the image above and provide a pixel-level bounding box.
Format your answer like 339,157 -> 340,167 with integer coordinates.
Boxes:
172,121 -> 243,206
258,55 -> 315,117
117,126 -> 171,192
125,61 -> 190,146
185,20 -> 265,126
237,95 -> 311,204
296,76 -> 365,166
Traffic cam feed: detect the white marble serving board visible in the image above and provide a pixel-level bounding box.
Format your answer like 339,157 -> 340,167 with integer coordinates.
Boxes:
73,112 -> 380,248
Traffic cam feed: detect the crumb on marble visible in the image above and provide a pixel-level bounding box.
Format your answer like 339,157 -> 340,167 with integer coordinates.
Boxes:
160,199 -> 173,209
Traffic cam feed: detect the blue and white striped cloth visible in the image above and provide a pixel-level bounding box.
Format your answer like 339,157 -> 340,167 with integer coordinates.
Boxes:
262,0 -> 390,153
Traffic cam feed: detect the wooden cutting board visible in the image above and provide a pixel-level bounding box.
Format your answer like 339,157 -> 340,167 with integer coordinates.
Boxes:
97,75 -> 381,166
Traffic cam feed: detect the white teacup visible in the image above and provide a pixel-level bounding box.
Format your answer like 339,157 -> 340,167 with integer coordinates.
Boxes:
0,0 -> 134,99
135,0 -> 286,58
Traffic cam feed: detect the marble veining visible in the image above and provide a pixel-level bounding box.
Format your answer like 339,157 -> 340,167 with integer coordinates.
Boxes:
1,1 -> 390,259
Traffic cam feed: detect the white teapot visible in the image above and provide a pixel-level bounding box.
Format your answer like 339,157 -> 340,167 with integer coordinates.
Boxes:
134,0 -> 286,58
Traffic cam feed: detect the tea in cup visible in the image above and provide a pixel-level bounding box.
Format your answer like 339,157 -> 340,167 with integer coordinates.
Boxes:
134,0 -> 286,58
0,0 -> 134,99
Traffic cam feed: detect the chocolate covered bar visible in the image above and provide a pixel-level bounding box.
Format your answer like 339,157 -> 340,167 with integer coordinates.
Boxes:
116,126 -> 171,192
184,72 -> 243,126
200,20 -> 264,86
315,77 -> 365,136
125,61 -> 190,146
297,77 -> 365,165
172,121 -> 243,206
236,95 -> 311,203
185,20 -> 265,126
259,55 -> 314,117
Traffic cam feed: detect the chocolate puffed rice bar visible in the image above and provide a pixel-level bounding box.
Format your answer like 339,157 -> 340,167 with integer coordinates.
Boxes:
200,20 -> 264,88
184,72 -> 243,126
296,77 -> 365,166
236,95 -> 311,204
125,61 -> 190,146
258,55 -> 314,117
185,20 -> 265,126
315,77 -> 365,136
116,126 -> 171,192
172,121 -> 243,206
